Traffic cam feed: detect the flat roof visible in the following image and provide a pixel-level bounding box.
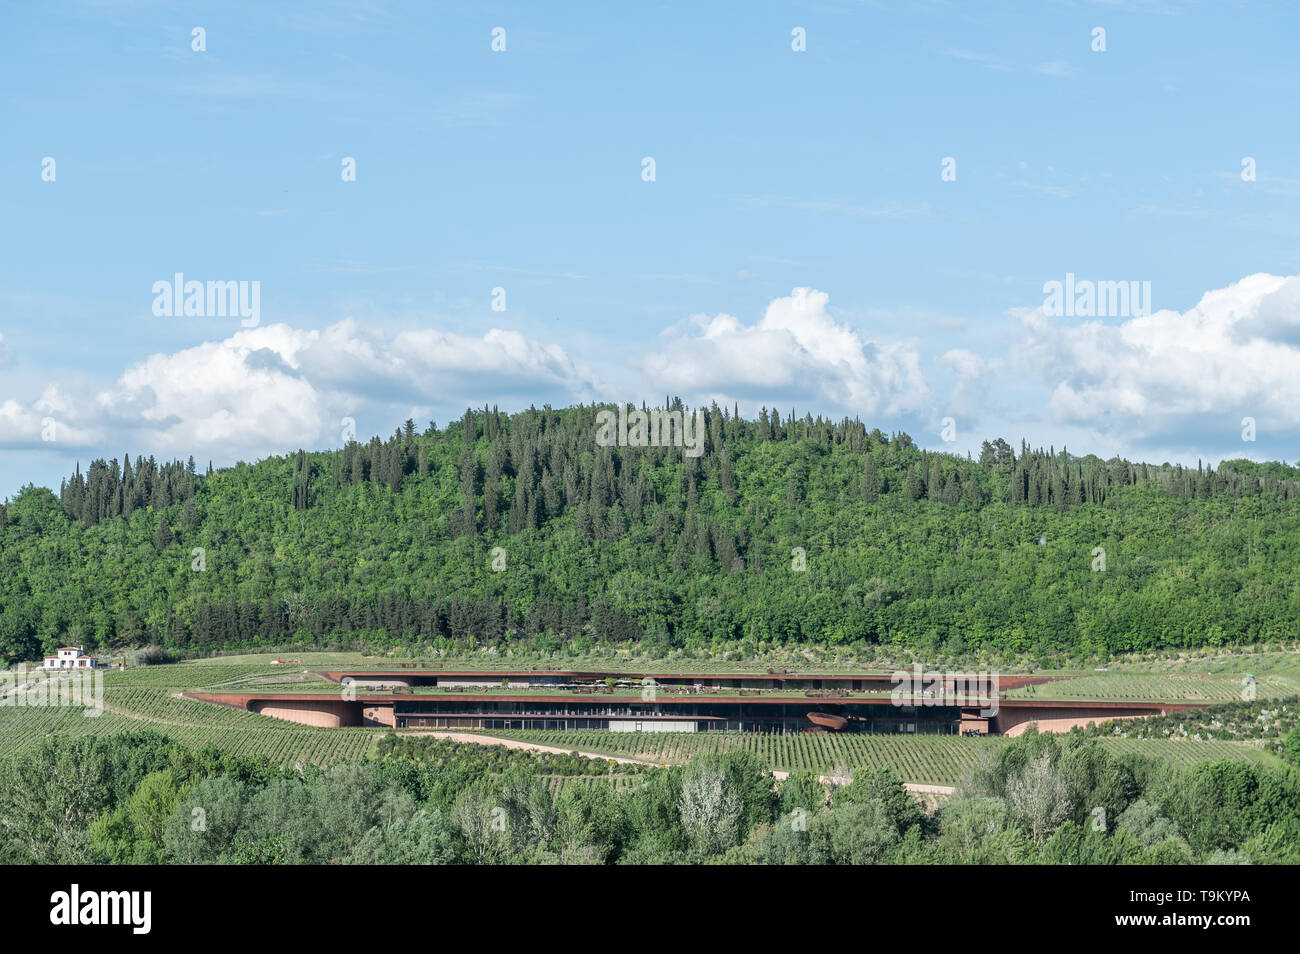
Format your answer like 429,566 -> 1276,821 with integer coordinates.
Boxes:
315,669 -> 1051,687
186,690 -> 1196,712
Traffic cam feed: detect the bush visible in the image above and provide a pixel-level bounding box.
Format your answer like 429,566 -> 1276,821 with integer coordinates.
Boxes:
132,645 -> 178,666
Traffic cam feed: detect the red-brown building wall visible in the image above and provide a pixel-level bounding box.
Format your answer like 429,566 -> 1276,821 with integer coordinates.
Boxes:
249,699 -> 362,728
995,705 -> 1162,736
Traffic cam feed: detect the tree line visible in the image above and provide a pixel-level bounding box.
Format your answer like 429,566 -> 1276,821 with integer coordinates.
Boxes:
2,728 -> 1296,865
3,402 -> 1299,663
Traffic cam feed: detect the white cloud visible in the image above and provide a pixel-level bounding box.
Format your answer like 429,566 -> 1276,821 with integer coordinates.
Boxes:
83,320 -> 595,460
0,384 -> 95,446
97,325 -> 324,455
1034,60 -> 1076,78
1016,272 -> 1300,439
733,195 -> 930,220
638,288 -> 930,415
394,327 -> 592,395
937,348 -> 1004,417
941,47 -> 1010,71
10,273 -> 1300,474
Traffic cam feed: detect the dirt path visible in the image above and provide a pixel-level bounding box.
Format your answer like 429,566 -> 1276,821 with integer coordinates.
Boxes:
408,730 -> 652,766
409,730 -> 956,795
897,783 -> 958,795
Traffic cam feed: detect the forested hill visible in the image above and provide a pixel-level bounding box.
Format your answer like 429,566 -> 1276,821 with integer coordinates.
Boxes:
2,402 -> 1299,665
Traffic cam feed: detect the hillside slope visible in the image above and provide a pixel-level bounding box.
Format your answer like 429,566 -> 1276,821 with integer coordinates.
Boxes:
2,403 -> 1298,663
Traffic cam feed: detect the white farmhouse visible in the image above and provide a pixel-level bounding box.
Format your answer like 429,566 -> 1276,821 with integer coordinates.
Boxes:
42,646 -> 98,670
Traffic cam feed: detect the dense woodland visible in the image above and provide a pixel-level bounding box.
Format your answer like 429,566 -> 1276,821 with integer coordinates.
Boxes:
2,728 -> 1297,865
2,402 -> 1300,665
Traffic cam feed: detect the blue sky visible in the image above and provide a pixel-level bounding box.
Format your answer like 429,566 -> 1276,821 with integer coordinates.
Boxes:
3,0 -> 1300,497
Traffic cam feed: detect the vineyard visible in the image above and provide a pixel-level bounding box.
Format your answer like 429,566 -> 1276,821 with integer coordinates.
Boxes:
476,729 -> 1279,785
2,652 -> 1293,779
0,684 -> 382,766
1006,671 -> 1300,702
102,663 -> 334,691
478,730 -> 992,785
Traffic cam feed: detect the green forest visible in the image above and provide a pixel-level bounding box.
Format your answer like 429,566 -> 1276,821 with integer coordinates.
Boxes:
3,728 -> 1298,865
2,402 -> 1299,665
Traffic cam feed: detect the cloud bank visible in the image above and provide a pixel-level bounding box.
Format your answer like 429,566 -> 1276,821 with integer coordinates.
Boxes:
4,275 -> 1300,477
1017,273 -> 1300,441
638,287 -> 930,416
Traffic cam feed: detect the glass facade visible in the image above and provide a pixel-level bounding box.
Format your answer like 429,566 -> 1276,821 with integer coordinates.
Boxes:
391,699 -> 965,734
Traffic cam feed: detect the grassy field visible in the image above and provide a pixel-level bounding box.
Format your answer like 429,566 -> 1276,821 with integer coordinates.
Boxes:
174,652 -> 900,675
1006,671 -> 1300,702
144,650 -> 1300,702
101,662 -> 330,688
93,652 -> 1300,702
